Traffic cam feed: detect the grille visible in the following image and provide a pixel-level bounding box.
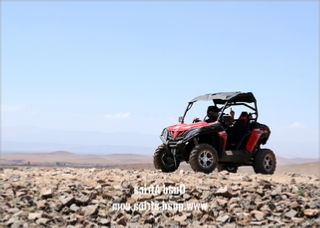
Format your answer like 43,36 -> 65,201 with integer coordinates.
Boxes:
168,131 -> 186,140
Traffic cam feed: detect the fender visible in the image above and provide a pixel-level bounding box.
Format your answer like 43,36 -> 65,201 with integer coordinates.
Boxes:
218,131 -> 227,151
246,128 -> 269,152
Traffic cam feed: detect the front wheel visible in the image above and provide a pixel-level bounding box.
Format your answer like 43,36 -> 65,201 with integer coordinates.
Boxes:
253,149 -> 276,174
189,144 -> 218,174
153,144 -> 179,173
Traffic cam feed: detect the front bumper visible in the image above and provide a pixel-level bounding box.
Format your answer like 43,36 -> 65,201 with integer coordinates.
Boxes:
159,128 -> 199,156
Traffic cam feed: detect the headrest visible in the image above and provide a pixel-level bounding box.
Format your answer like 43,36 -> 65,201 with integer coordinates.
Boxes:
207,106 -> 220,113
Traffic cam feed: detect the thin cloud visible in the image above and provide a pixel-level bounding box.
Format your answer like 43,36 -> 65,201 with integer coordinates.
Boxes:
1,104 -> 26,112
29,111 -> 38,115
150,117 -> 161,121
289,122 -> 306,129
104,112 -> 130,120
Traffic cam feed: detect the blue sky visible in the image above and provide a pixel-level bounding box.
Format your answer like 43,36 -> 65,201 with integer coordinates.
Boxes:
1,1 -> 319,157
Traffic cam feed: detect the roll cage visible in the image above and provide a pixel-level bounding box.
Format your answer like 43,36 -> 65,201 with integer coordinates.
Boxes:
180,91 -> 258,123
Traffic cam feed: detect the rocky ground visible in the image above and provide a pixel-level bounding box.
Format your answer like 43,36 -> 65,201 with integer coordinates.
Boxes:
0,167 -> 320,228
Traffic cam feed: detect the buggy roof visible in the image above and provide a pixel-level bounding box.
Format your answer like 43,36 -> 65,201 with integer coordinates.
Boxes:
189,91 -> 256,104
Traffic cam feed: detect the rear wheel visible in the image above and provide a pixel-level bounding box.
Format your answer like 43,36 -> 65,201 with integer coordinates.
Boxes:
217,164 -> 238,173
189,144 -> 218,174
253,149 -> 276,174
153,144 -> 179,173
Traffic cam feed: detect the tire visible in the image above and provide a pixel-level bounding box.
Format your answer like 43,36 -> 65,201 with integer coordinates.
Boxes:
153,144 -> 179,173
253,149 -> 276,174
217,164 -> 238,173
189,144 -> 218,174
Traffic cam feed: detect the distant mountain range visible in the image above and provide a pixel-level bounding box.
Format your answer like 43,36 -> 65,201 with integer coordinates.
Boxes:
1,141 -> 155,155
1,150 -> 318,170
2,126 -> 161,146
1,126 -> 161,155
1,125 -> 319,159
0,151 -> 153,166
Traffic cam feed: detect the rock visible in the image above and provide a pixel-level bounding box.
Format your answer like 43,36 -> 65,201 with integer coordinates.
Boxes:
36,218 -> 49,226
271,190 -> 279,197
199,214 -> 210,224
59,195 -> 75,206
5,217 -> 16,226
75,194 -> 91,205
116,216 -> 126,226
201,191 -> 213,201
242,176 -> 252,182
314,217 -> 320,225
61,206 -> 70,214
99,218 -> 110,225
40,188 -> 53,198
250,221 -> 264,226
192,210 -> 203,221
53,215 -> 65,224
216,198 -> 228,207
53,202 -> 63,211
292,217 -> 304,224
37,200 -> 47,209
13,211 -> 28,220
16,191 -> 27,197
163,180 -> 175,187
182,193 -> 191,201
84,204 -> 99,217
28,212 -> 42,220
11,221 -> 22,228
144,215 -> 155,224
304,209 -> 319,217
137,194 -> 153,202
314,188 -> 320,197
285,209 -> 297,219
259,179 -> 272,189
216,214 -> 230,223
1,167 -> 320,227
70,204 -> 80,212
6,208 -> 20,214
174,214 -> 187,222
290,201 -> 300,209
308,200 -> 320,209
130,214 -> 140,223
250,210 -> 265,221
220,171 -> 229,175
215,186 -> 232,198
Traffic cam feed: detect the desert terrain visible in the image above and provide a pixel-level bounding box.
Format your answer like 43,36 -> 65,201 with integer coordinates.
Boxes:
1,151 -> 319,176
1,166 -> 320,227
0,152 -> 320,227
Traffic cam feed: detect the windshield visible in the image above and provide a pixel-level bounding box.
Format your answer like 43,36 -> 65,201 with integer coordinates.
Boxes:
182,101 -> 225,123
182,101 -> 257,123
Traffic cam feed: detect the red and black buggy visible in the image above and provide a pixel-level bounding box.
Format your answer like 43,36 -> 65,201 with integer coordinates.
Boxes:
153,92 -> 276,174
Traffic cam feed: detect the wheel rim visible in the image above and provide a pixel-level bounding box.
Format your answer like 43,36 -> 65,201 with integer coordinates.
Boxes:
161,154 -> 174,168
263,154 -> 273,171
227,166 -> 235,171
198,150 -> 214,168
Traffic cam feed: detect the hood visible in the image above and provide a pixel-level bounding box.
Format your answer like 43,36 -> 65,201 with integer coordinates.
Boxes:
167,121 -> 215,138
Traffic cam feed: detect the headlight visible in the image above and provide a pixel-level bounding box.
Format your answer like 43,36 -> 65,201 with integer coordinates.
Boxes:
160,128 -> 169,141
162,128 -> 168,138
184,128 -> 200,139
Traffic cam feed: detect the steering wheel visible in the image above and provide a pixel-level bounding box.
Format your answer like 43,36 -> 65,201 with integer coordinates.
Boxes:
203,115 -> 209,122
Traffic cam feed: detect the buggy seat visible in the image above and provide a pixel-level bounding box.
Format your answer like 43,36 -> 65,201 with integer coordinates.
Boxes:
227,111 -> 251,149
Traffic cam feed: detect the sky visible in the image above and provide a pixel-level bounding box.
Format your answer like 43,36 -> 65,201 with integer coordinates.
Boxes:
1,1 -> 319,157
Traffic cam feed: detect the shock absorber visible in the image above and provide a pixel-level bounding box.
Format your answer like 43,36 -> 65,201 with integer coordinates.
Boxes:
193,137 -> 199,146
171,148 -> 177,168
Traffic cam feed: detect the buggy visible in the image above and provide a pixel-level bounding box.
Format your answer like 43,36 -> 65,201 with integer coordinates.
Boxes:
153,91 -> 276,174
